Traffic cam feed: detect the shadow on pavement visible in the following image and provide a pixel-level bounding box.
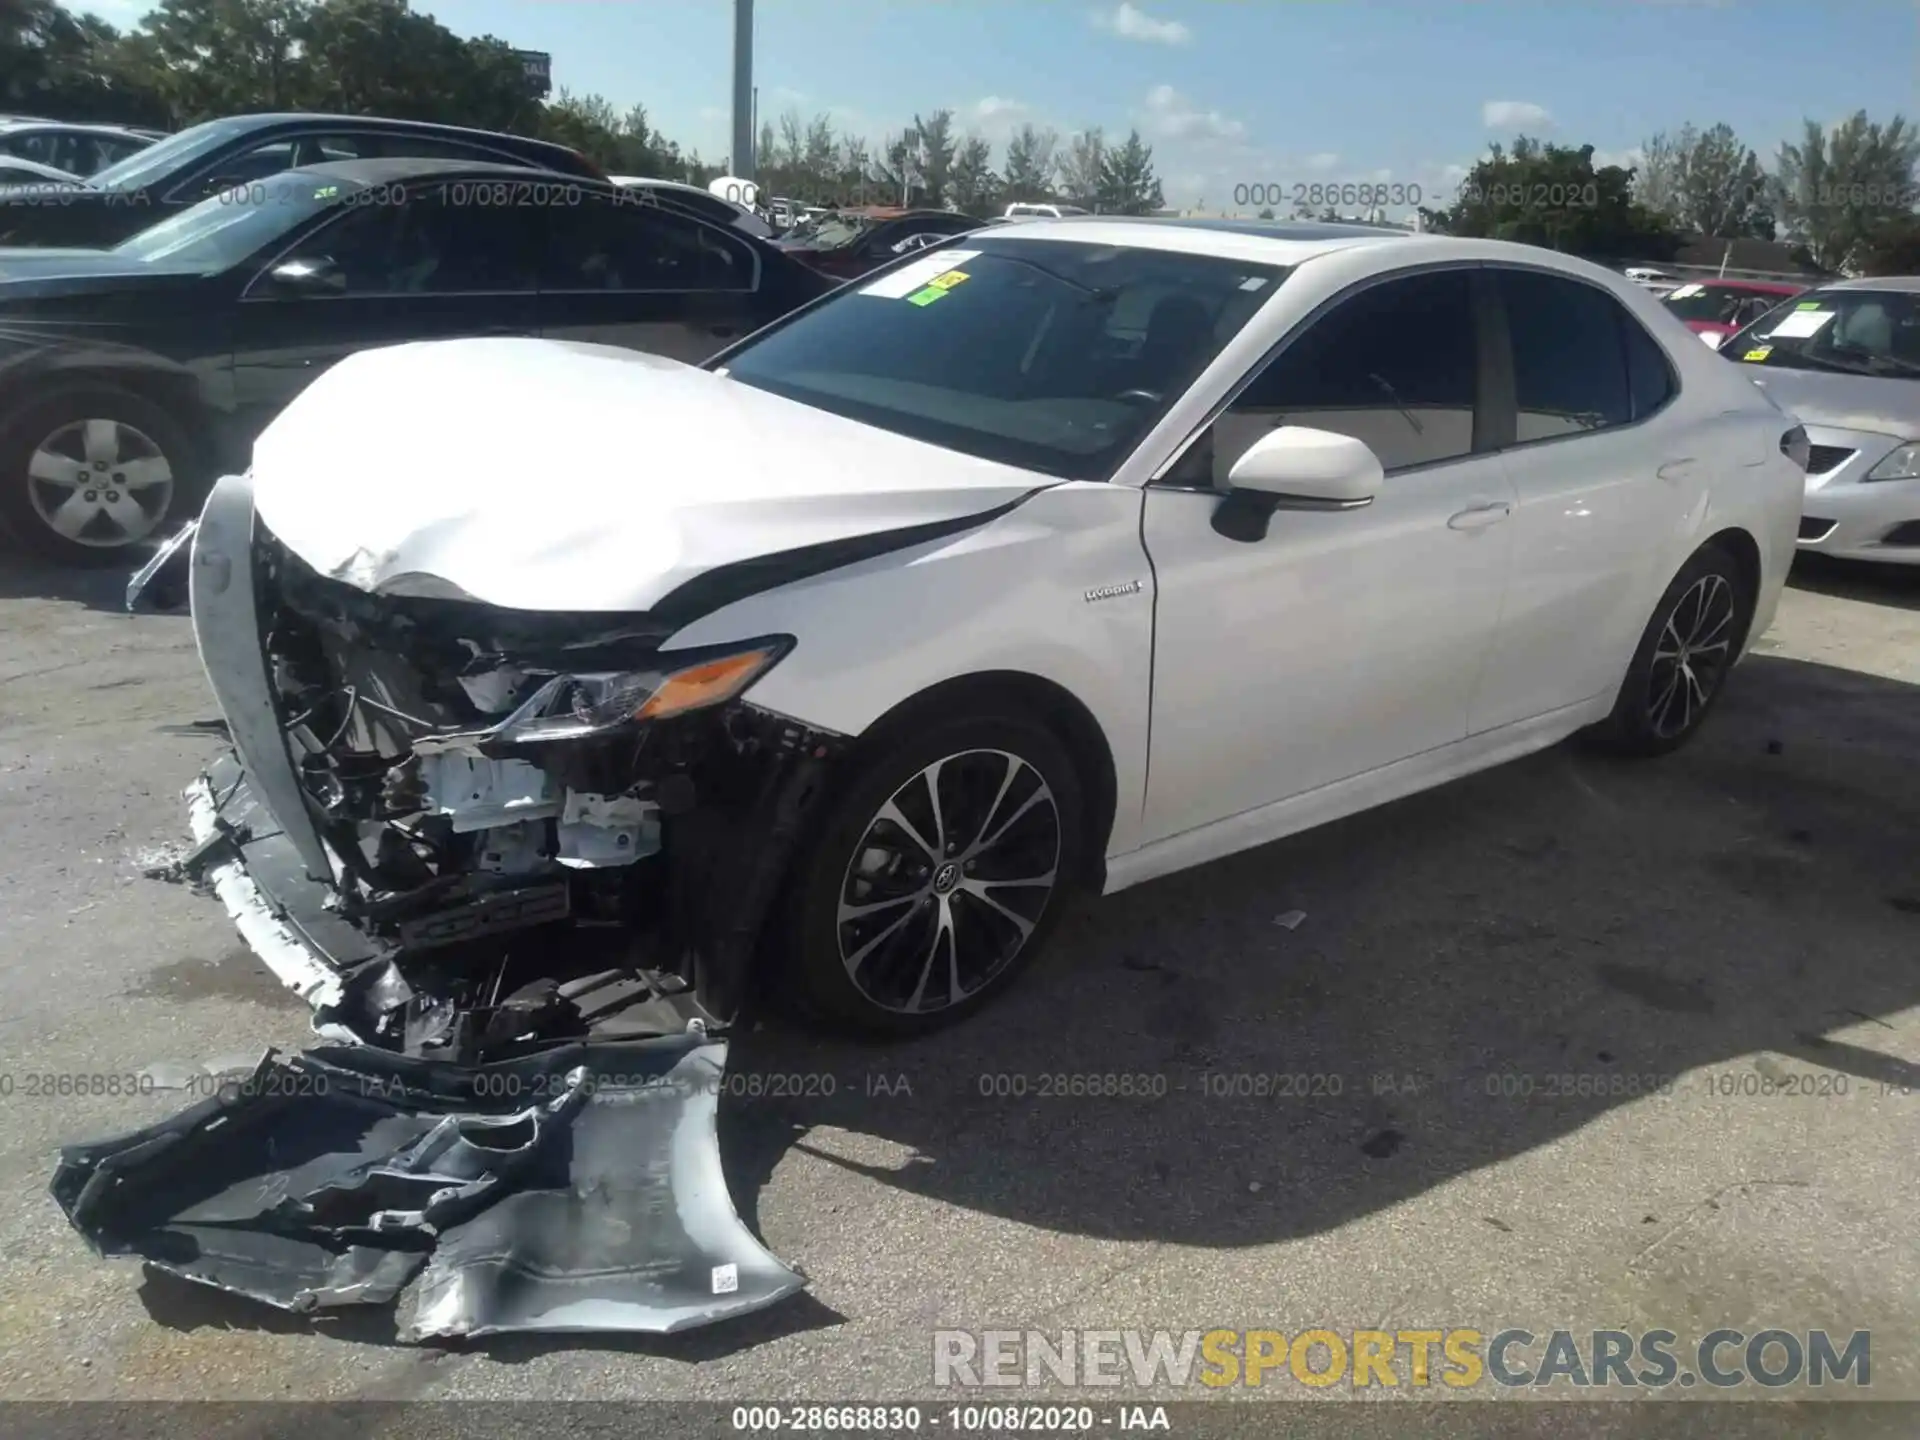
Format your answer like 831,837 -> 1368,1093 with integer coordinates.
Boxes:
717,652 -> 1920,1248
1789,552 -> 1920,612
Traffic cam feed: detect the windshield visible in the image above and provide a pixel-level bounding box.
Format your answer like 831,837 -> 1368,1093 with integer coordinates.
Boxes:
112,176 -> 335,268
1663,284 -> 1787,326
716,236 -> 1287,480
90,117 -> 253,191
1725,288 -> 1920,379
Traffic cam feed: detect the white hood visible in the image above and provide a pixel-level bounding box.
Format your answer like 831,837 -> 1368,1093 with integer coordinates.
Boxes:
249,338 -> 1046,613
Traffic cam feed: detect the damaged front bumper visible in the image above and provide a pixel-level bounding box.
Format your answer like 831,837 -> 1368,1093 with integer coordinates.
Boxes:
51,1033 -> 805,1339
169,472 -> 844,1061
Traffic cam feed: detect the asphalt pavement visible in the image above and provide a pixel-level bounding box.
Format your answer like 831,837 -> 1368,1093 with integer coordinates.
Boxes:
0,552 -> 1916,1424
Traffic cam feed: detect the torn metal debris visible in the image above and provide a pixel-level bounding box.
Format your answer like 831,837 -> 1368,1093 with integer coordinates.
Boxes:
51,1032 -> 804,1339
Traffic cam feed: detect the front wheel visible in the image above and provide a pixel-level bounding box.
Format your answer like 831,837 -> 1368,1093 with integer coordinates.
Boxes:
1585,544 -> 1752,757
0,386 -> 197,567
780,712 -> 1086,1037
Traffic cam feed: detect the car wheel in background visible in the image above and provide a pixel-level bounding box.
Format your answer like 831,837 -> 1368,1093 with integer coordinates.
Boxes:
780,711 -> 1086,1037
0,385 -> 197,567
1585,542 -> 1753,757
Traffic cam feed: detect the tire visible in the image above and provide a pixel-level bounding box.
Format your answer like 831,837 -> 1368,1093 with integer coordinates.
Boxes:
1584,543 -> 1753,758
779,709 -> 1086,1037
0,384 -> 199,567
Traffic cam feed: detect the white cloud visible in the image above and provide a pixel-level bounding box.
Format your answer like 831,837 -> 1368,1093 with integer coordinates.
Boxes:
967,96 -> 1037,145
1482,100 -> 1554,130
1304,152 -> 1340,172
1590,146 -> 1644,171
1090,3 -> 1192,45
1142,84 -> 1245,144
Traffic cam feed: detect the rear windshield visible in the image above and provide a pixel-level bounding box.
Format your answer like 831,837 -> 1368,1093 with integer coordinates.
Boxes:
1724,288 -> 1920,379
1662,284 -> 1787,326
716,236 -> 1287,480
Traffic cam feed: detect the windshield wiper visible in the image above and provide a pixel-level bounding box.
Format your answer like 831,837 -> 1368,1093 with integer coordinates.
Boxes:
1762,350 -> 1884,378
1834,345 -> 1920,378
989,251 -> 1116,302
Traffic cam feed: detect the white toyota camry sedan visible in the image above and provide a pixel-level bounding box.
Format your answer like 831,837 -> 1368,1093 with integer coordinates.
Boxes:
140,218 -> 1807,1048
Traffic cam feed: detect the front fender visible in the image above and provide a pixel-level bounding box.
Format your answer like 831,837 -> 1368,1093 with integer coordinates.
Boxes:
662,482 -> 1155,858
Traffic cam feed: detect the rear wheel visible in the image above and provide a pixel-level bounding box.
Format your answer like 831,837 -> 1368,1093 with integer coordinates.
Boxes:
0,386 -> 197,567
781,712 -> 1085,1037
1586,544 -> 1752,757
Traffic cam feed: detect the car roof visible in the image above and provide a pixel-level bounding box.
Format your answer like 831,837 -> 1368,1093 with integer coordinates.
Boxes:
1822,275 -> 1920,294
291,157 -> 596,186
967,215 -> 1440,265
1686,278 -> 1802,292
0,119 -> 156,139
195,113 -> 579,153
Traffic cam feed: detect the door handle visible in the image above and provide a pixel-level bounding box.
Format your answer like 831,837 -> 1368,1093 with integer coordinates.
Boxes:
1447,500 -> 1511,530
1657,457 -> 1698,481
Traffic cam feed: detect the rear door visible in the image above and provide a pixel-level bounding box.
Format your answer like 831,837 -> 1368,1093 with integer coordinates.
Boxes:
1473,265 -> 1698,731
227,183 -> 540,442
536,191 -> 760,362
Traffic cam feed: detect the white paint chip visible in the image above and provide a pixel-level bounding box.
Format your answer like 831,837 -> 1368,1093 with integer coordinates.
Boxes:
712,1262 -> 739,1294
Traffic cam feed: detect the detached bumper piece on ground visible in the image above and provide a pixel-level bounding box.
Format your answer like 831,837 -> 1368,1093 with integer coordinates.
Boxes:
50,1032 -> 804,1340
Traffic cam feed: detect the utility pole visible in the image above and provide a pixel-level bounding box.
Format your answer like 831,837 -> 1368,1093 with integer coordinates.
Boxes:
731,0 -> 754,181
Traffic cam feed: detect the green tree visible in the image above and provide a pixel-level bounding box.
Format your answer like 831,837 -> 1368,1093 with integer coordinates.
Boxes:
127,0 -> 309,120
1094,127 -> 1161,215
1772,112 -> 1920,272
1651,122 -> 1773,238
1057,127 -> 1104,210
946,133 -> 998,216
1001,122 -> 1059,203
908,108 -> 955,208
1420,136 -> 1681,261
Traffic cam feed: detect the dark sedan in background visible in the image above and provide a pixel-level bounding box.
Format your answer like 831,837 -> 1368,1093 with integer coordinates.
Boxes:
0,112 -> 603,249
0,157 -> 834,563
776,206 -> 982,280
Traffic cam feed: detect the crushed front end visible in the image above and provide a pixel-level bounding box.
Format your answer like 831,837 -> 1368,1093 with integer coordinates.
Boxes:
173,473 -> 844,1063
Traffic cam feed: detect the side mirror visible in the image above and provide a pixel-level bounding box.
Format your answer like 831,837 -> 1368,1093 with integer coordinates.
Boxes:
266,257 -> 345,294
1212,427 -> 1383,542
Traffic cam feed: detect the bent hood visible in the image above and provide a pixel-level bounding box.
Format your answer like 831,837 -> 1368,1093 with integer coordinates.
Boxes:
1739,365 -> 1920,439
251,337 -> 1048,614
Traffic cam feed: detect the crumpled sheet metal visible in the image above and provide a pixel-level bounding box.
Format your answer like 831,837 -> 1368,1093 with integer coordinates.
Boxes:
50,1033 -> 804,1339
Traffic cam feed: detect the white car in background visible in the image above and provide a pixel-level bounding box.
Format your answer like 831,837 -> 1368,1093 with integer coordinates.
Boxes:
1004,202 -> 1092,220
145,218 -> 1806,1045
1719,276 -> 1920,565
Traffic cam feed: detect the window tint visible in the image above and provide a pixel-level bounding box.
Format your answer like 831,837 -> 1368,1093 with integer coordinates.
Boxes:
1621,309 -> 1677,421
541,194 -> 752,291
274,191 -> 539,294
316,133 -> 507,164
174,139 -> 298,202
1496,269 -> 1632,441
1212,269 -> 1479,475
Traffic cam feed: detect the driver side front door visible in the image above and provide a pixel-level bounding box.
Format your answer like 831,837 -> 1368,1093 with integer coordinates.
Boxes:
1138,266 -> 1517,845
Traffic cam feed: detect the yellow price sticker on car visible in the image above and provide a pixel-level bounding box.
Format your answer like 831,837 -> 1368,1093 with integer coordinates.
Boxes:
1742,346 -> 1772,361
928,270 -> 969,289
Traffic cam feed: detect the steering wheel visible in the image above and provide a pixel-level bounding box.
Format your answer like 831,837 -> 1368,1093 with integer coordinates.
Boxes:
1113,388 -> 1162,406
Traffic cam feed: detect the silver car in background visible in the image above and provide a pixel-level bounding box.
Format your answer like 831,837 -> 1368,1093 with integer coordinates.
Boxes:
1721,276 -> 1920,565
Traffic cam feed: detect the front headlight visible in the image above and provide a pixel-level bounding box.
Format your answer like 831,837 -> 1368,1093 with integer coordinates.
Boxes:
1865,443 -> 1920,482
493,637 -> 792,744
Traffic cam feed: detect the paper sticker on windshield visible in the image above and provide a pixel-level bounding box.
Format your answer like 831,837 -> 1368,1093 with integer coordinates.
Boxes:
907,286 -> 949,306
1668,283 -> 1704,299
1742,346 -> 1773,361
1765,309 -> 1833,339
1239,276 -> 1269,291
861,249 -> 982,299
1796,300 -> 1821,309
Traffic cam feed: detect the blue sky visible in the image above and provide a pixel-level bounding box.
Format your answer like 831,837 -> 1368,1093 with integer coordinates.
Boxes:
79,0 -> 1920,209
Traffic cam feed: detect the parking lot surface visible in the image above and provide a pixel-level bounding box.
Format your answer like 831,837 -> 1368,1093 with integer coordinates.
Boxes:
0,555 -> 1915,1417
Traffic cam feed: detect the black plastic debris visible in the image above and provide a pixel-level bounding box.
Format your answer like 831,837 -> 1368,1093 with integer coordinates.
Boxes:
50,1031 -> 804,1339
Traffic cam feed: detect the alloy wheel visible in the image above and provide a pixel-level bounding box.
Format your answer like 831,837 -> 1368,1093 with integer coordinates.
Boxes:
26,418 -> 174,549
836,748 -> 1062,1014
1647,572 -> 1736,739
